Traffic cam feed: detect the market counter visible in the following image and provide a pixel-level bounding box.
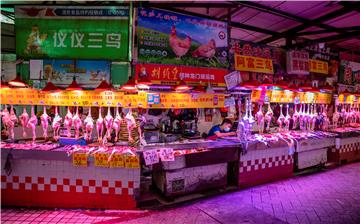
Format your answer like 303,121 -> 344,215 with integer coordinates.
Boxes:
1,146 -> 140,209
142,139 -> 242,198
238,137 -> 293,188
328,128 -> 360,165
293,132 -> 337,170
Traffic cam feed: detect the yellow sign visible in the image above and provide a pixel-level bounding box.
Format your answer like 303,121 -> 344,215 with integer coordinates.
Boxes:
271,90 -> 294,103
109,154 -> 125,168
315,93 -> 332,104
94,153 -> 110,167
235,54 -> 274,74
124,155 -> 140,168
309,59 -> 328,74
72,153 -> 88,167
149,93 -> 225,109
1,89 -> 223,109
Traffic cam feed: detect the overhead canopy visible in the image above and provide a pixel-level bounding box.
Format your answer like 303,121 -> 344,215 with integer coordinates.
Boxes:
1,0 -> 360,55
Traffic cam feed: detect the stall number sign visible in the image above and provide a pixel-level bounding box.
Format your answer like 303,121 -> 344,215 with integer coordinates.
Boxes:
309,59 -> 328,74
109,154 -> 125,168
235,54 -> 274,74
143,150 -> 159,165
159,148 -> 175,161
224,71 -> 240,90
124,155 -> 140,168
72,153 -> 88,167
94,153 -> 110,167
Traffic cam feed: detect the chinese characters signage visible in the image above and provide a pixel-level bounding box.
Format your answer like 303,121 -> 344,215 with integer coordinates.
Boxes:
148,93 -> 225,109
15,6 -> 129,60
137,8 -> 228,68
135,63 -> 228,87
286,50 -> 309,75
309,59 -> 328,74
0,88 -> 224,108
234,54 -> 274,74
339,60 -> 360,85
229,39 -> 286,75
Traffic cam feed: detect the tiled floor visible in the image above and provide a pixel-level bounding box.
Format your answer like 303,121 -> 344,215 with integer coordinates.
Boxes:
2,162 -> 360,224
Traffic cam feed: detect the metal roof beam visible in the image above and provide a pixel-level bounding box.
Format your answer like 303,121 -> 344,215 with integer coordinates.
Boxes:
313,30 -> 360,43
298,26 -> 360,36
152,6 -> 279,36
259,3 -> 359,44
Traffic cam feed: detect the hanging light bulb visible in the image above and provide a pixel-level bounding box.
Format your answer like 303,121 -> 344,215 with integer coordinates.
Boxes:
42,79 -> 60,92
66,76 -> 82,91
121,78 -> 137,91
96,78 -> 113,91
175,80 -> 190,91
9,73 -> 27,87
136,76 -> 152,89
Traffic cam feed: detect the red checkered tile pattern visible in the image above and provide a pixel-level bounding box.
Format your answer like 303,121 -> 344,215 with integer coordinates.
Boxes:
1,175 -> 134,195
239,155 -> 293,173
339,142 -> 360,153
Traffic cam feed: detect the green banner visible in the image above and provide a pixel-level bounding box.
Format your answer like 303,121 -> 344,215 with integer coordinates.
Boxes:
15,6 -> 129,61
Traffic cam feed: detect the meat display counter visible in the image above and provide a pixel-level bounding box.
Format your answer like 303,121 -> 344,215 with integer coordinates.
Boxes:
328,127 -> 360,165
140,139 -> 242,198
1,143 -> 140,209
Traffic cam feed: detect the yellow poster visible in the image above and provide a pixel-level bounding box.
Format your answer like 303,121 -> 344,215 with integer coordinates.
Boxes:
72,153 -> 88,167
94,153 -> 110,167
315,93 -> 332,104
109,154 -> 125,168
309,59 -> 328,74
124,155 -> 140,168
235,54 -> 274,74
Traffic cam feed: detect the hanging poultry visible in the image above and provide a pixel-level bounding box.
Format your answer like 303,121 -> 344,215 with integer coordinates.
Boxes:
72,106 -> 82,139
292,104 -> 299,130
277,104 -> 285,131
104,106 -> 114,140
27,105 -> 38,144
83,107 -> 94,141
52,106 -> 62,140
96,107 -> 104,142
284,104 -> 291,131
40,106 -> 51,139
255,104 -> 264,134
19,106 -> 29,138
113,106 -> 122,142
264,103 -> 273,131
8,105 -> 18,141
64,107 -> 73,138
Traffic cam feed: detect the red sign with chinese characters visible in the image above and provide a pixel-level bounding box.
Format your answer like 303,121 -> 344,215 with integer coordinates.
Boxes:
286,50 -> 309,75
135,64 -> 228,87
234,54 -> 274,74
309,59 -> 328,74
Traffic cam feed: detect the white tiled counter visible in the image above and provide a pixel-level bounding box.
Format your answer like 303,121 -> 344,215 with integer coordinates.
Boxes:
1,148 -> 140,209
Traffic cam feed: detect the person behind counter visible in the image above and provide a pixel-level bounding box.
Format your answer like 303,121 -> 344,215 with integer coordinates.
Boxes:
207,118 -> 237,139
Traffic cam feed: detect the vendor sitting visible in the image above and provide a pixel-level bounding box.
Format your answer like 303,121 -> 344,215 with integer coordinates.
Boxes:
207,118 -> 237,139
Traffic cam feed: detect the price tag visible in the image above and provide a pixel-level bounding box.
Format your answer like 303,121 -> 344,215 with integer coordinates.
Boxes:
124,155 -> 140,168
143,150 -> 159,165
224,71 -> 240,90
72,153 -> 88,167
94,153 -> 110,167
110,154 -> 124,168
159,148 -> 175,161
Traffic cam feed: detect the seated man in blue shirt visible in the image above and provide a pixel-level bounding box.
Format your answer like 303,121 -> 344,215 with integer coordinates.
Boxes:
207,118 -> 237,139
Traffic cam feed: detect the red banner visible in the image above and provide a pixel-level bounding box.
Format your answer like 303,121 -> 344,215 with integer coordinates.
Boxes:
135,64 -> 228,87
